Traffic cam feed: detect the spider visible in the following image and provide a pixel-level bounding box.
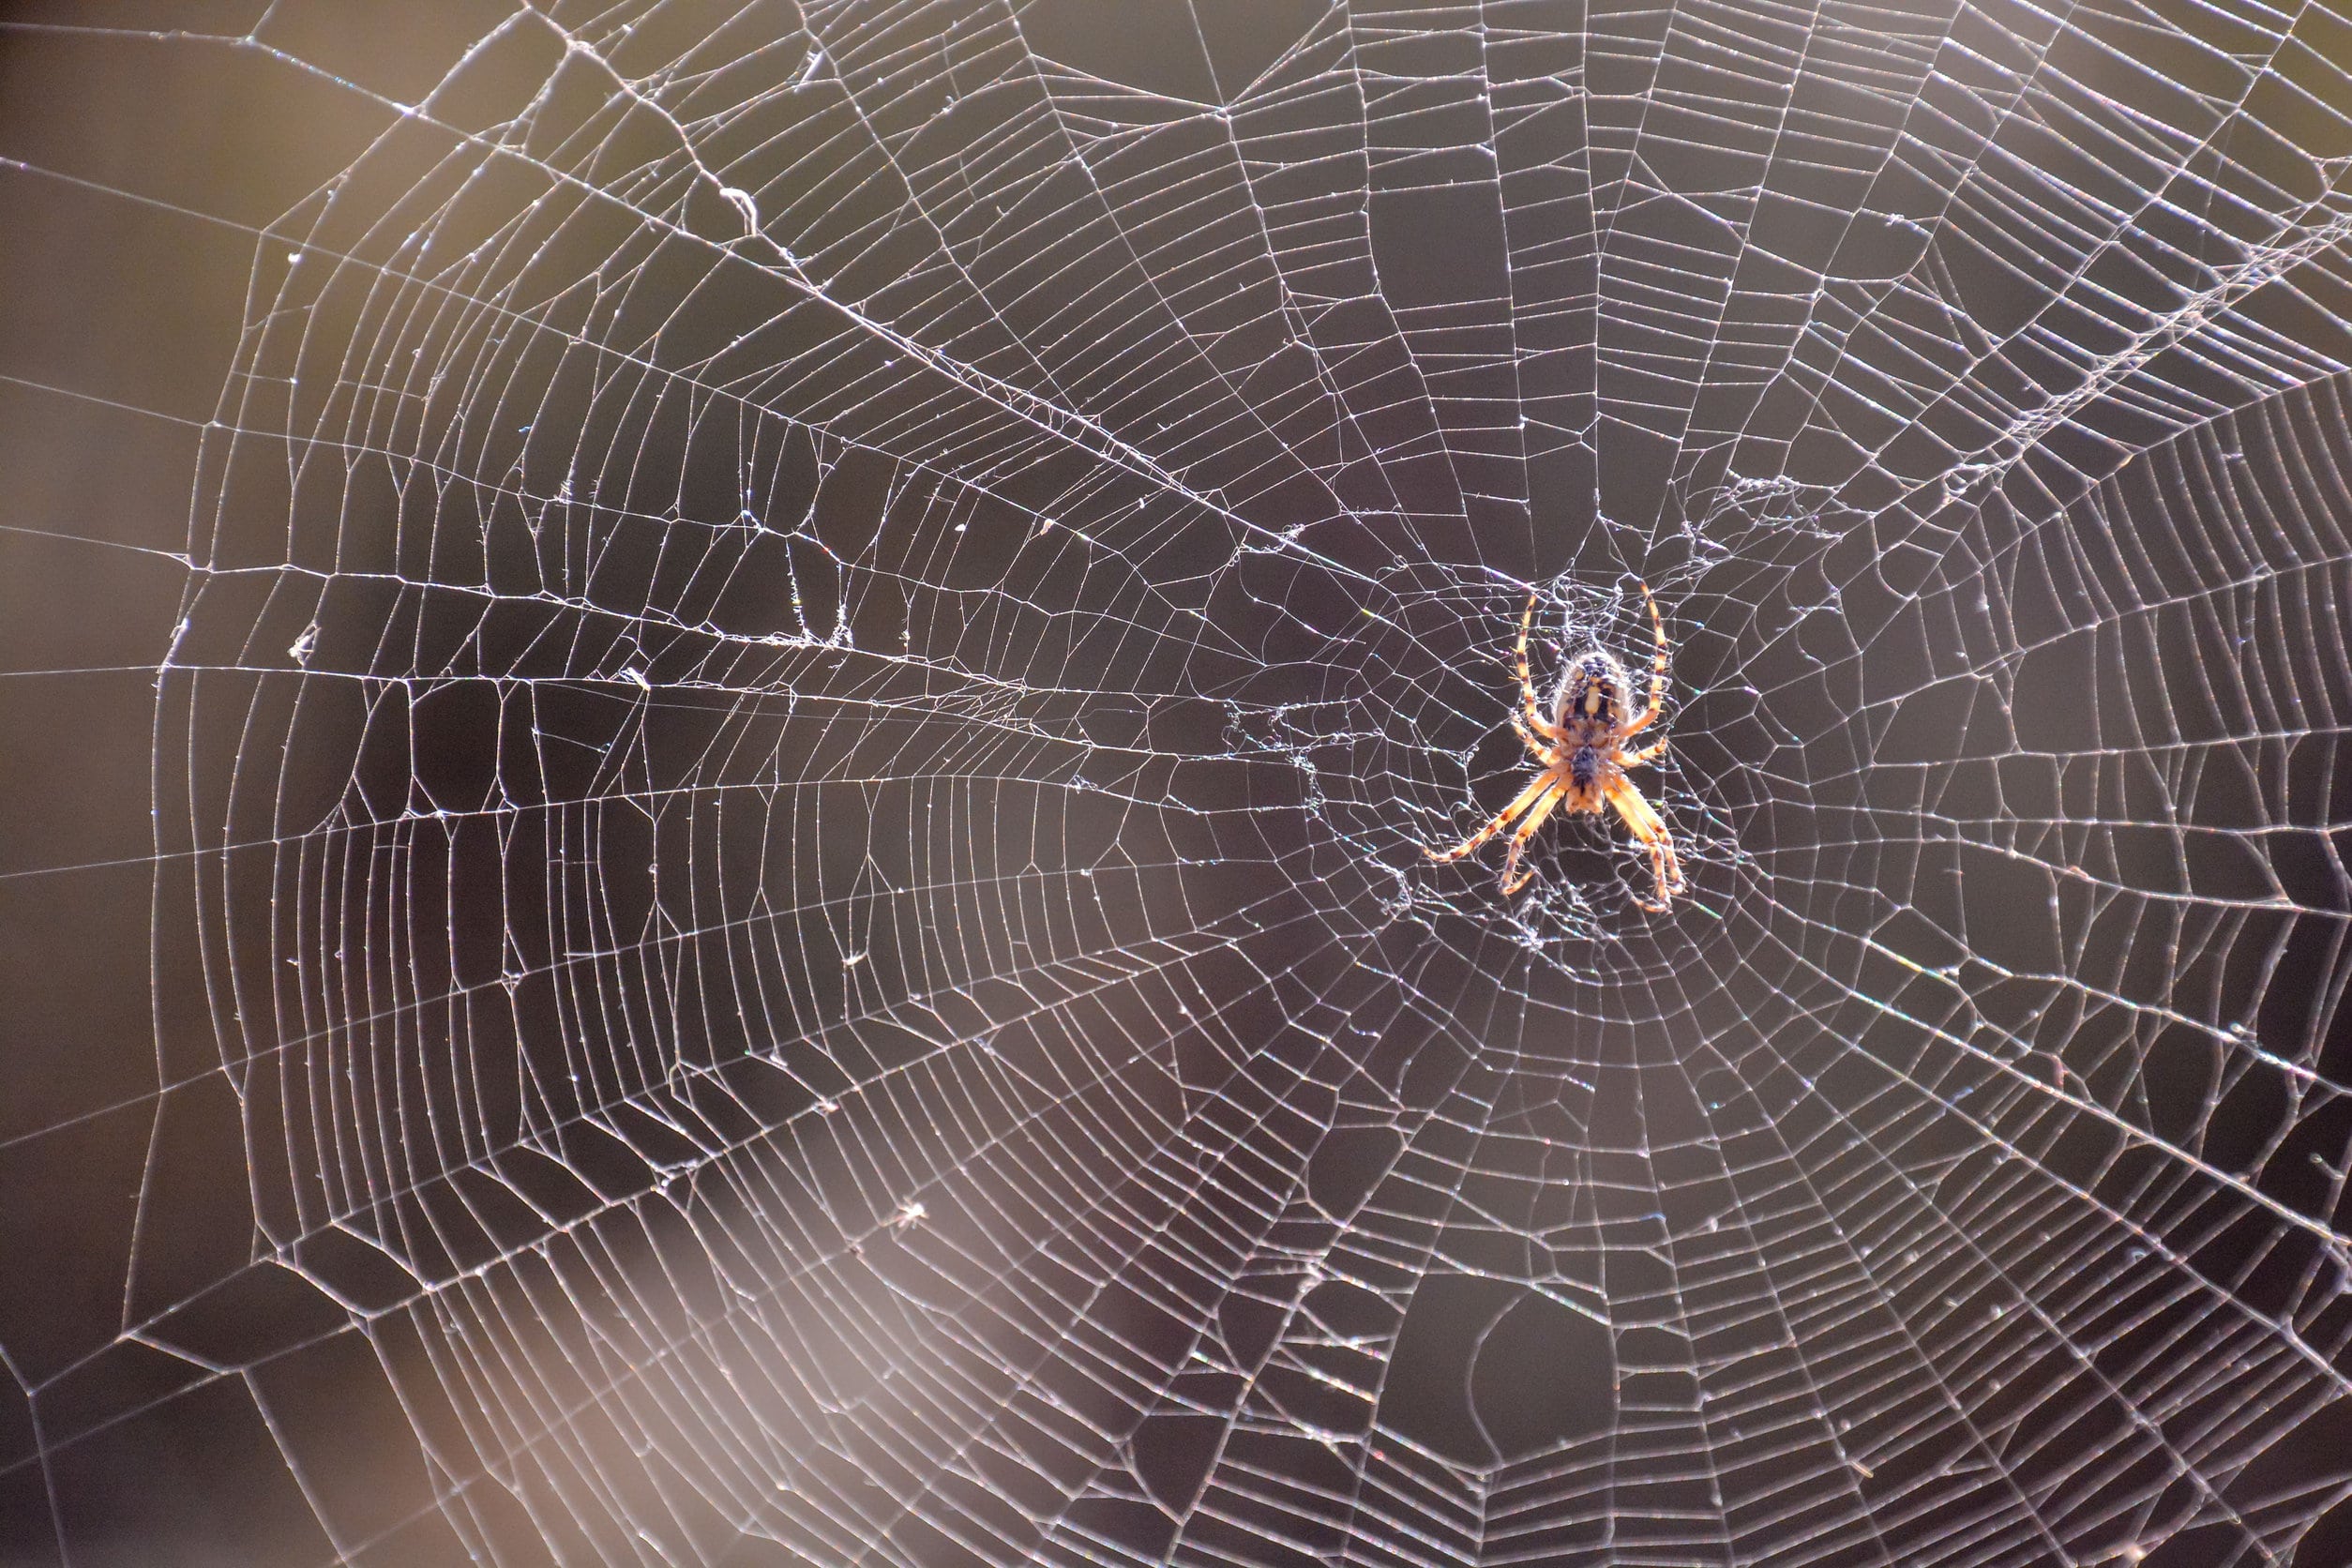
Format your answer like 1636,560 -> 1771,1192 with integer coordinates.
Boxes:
1426,583 -> 1684,910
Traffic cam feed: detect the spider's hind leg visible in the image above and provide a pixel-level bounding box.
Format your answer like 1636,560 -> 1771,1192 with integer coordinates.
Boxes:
1621,580 -> 1671,738
1640,580 -> 1668,701
1512,710 -> 1554,765
1515,590 -> 1565,743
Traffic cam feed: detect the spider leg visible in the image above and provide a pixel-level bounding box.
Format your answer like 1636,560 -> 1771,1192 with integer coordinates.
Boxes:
1515,590 -> 1565,742
1605,776 -> 1683,910
1427,769 -> 1559,865
1623,736 -> 1668,768
1500,777 -> 1573,894
1620,580 -> 1671,738
1511,710 -> 1559,764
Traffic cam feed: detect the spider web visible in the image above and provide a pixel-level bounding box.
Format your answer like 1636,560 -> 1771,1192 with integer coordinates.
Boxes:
2,1 -> 2351,1564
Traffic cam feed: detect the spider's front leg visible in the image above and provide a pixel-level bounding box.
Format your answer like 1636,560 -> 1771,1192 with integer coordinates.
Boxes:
1498,776 -> 1571,894
1427,769 -> 1559,867
1604,776 -> 1683,911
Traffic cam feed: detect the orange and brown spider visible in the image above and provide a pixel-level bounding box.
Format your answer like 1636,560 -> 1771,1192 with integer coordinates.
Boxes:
1426,582 -> 1684,910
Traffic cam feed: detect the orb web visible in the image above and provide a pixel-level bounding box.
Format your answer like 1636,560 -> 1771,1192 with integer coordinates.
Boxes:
2,2 -> 2351,1565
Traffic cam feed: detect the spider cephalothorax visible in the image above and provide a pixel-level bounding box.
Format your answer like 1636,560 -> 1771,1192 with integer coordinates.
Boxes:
1427,584 -> 1685,909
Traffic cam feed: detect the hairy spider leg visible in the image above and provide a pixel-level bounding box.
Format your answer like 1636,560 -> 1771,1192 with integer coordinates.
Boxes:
1619,580 -> 1671,738
1426,768 -> 1560,865
1511,709 -> 1547,761
1623,736 -> 1668,767
1515,591 -> 1564,744
1499,776 -> 1573,894
1606,776 -> 1683,909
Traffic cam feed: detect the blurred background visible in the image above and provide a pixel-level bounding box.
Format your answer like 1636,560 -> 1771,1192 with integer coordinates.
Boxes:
4,3 -> 2352,1565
